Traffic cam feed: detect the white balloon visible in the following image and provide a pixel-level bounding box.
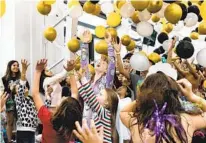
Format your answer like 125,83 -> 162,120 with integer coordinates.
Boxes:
136,22 -> 153,37
101,2 -> 114,14
196,48 -> 206,67
174,21 -> 184,31
184,13 -> 198,27
68,5 -> 83,18
162,39 -> 172,51
138,9 -> 151,21
130,53 -> 150,71
120,2 -> 135,18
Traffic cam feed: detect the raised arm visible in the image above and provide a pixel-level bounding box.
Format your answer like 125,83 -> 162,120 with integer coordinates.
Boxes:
0,92 -> 8,112
32,59 -> 47,111
185,60 -> 199,79
173,61 -> 188,77
0,78 -> 5,95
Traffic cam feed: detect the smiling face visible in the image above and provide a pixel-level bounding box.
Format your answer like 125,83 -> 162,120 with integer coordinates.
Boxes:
95,58 -> 108,74
11,62 -> 19,73
123,59 -> 132,73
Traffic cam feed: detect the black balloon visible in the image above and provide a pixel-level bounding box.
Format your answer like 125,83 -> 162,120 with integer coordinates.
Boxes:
176,40 -> 194,59
188,1 -> 192,6
154,46 -> 165,54
188,5 -> 200,15
198,14 -> 203,22
195,27 -> 198,32
90,0 -> 99,4
183,37 -> 192,42
178,3 -> 188,20
163,0 -> 176,3
157,32 -> 169,44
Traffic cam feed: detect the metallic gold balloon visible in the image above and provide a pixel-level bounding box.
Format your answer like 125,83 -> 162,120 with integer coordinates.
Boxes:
95,40 -> 108,55
67,38 -> 80,53
131,0 -> 149,11
190,32 -> 199,40
164,23 -> 173,33
121,35 -> 131,46
126,40 -> 136,51
164,3 -> 182,24
0,0 -> 6,18
106,28 -> 118,38
43,0 -> 56,5
131,11 -> 140,24
198,21 -> 206,35
95,26 -> 106,38
37,1 -> 51,15
83,1 -> 95,14
92,4 -> 101,16
44,27 -> 57,42
151,14 -> 160,23
147,0 -> 163,13
107,12 -> 121,27
200,2 -> 206,20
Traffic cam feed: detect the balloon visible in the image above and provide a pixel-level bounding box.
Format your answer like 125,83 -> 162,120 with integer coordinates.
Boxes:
162,39 -> 172,51
153,46 -> 165,54
198,14 -> 203,22
173,21 -> 184,31
68,0 -> 80,8
164,3 -> 182,24
147,0 -> 163,13
200,2 -> 206,20
95,26 -> 106,38
37,1 -> 51,15
101,1 -> 114,14
184,13 -> 198,27
196,48 -> 206,67
156,3 -> 168,18
67,38 -> 80,53
69,5 -> 83,18
0,0 -> 6,17
163,0 -> 176,3
83,1 -> 95,14
198,21 -> 206,35
138,9 -> 152,21
121,35 -> 131,46
43,0 -> 56,5
136,22 -> 153,37
126,40 -> 136,51
107,12 -> 121,27
176,40 -> 194,59
120,2 -> 135,18
130,0 -> 149,11
95,40 -> 108,55
44,27 -> 57,42
92,4 -> 101,16
90,0 -> 99,4
188,5 -> 200,15
190,32 -> 199,40
75,63 -> 81,71
164,23 -> 173,33
157,32 -> 169,44
151,14 -> 160,23
130,53 -> 150,71
178,3 -> 188,20
106,28 -> 118,38
148,53 -> 161,64
131,11 -> 140,24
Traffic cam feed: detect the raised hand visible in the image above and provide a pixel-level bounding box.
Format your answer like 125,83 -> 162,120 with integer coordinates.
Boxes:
64,60 -> 75,72
113,38 -> 121,54
177,78 -> 193,99
36,59 -> 47,72
0,92 -> 8,112
21,59 -> 30,72
81,30 -> 92,43
73,119 -> 103,143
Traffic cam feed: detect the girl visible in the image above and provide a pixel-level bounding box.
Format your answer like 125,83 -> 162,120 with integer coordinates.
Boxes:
2,60 -> 29,143
32,59 -> 82,143
78,76 -> 119,143
121,72 -> 206,143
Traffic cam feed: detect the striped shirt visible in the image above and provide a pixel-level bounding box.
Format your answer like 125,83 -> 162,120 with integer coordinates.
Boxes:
79,82 -> 112,143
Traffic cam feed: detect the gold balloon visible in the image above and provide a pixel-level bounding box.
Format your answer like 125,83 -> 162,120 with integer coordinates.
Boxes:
44,27 -> 57,42
75,63 -> 81,71
43,0 -> 56,5
67,38 -> 80,53
139,51 -> 147,57
0,0 -> 6,18
200,2 -> 206,20
126,40 -> 136,51
190,32 -> 199,40
131,0 -> 149,11
107,12 -> 121,27
148,53 -> 161,64
83,1 -> 95,14
131,11 -> 140,24
37,1 -> 51,15
198,21 -> 206,35
164,3 -> 182,24
68,0 -> 80,8
117,0 -> 126,9
88,64 -> 95,76
203,80 -> 206,89
164,23 -> 173,33
151,14 -> 160,23
95,26 -> 106,38
106,28 -> 118,38
121,35 -> 131,46
92,4 -> 101,16
147,0 -> 163,13
95,40 -> 108,55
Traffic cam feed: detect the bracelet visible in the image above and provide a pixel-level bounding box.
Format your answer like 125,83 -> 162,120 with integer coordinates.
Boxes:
116,53 -> 120,55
